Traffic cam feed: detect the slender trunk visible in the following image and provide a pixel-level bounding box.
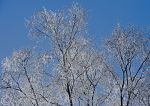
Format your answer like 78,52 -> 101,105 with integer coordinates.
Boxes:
69,96 -> 73,106
120,89 -> 123,106
120,70 -> 125,106
91,87 -> 96,106
66,82 -> 73,106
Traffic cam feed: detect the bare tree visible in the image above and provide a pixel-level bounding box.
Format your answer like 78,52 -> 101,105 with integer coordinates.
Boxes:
27,3 -> 87,106
136,71 -> 150,106
27,3 -> 114,106
0,49 -> 54,106
105,24 -> 150,106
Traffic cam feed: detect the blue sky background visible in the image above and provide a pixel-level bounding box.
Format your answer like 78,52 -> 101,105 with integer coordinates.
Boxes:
0,0 -> 150,67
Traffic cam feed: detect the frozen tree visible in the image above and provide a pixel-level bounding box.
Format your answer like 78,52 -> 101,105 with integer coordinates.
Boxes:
26,3 -> 115,106
136,71 -> 150,106
105,24 -> 150,106
27,3 -> 87,106
0,49 -> 53,106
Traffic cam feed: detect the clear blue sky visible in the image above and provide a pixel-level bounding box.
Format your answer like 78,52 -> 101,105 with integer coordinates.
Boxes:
0,0 -> 150,64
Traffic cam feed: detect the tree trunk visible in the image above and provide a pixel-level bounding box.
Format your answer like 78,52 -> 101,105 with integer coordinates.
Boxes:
66,82 -> 73,106
120,91 -> 123,106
